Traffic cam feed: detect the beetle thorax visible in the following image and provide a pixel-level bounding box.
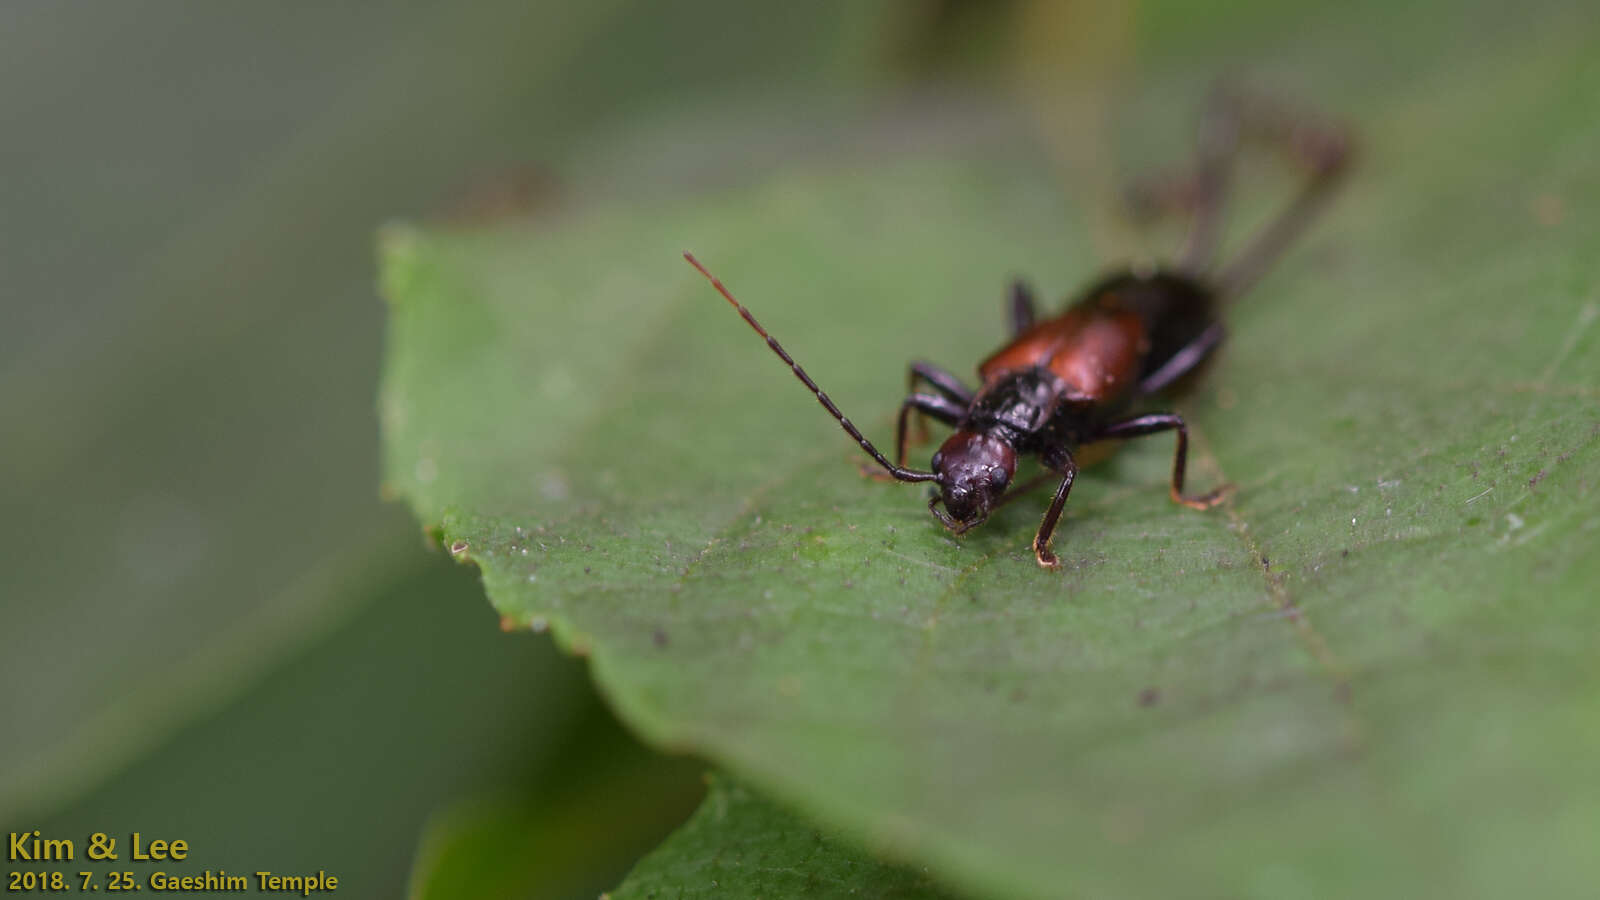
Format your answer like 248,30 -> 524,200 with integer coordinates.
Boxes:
966,369 -> 1066,436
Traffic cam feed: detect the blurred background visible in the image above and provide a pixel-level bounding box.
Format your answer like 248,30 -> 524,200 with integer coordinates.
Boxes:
1,2 -> 1045,896
7,0 -> 1586,897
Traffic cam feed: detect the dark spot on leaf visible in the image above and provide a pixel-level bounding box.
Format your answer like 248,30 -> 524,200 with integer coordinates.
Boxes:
1138,687 -> 1160,707
1529,469 -> 1548,490
653,626 -> 669,648
1341,548 -> 1350,558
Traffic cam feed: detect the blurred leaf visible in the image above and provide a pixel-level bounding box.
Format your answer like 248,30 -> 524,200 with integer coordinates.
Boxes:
613,776 -> 952,900
0,0 -> 899,818
32,559 -> 602,897
407,702 -> 704,900
380,2 -> 1599,897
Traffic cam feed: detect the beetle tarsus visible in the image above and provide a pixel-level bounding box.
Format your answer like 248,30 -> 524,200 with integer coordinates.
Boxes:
1173,482 -> 1234,510
1034,541 -> 1061,569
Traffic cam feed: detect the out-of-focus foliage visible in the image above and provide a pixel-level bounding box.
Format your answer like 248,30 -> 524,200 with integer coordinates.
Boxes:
380,0 -> 1600,896
406,720 -> 704,900
10,0 -> 1598,896
3,1 -> 906,895
616,777 -> 954,900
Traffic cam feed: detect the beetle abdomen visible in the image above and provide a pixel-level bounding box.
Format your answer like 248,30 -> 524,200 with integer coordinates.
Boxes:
1084,269 -> 1218,386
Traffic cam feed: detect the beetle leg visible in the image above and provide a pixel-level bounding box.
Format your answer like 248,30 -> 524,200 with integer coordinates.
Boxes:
1031,449 -> 1079,569
860,392 -> 966,481
904,362 -> 973,445
1177,85 -> 1243,273
1008,279 -> 1038,336
1124,167 -> 1202,223
1138,321 -> 1225,394
896,392 -> 964,465
1212,91 -> 1352,296
1094,413 -> 1233,509
907,361 -> 973,403
1177,86 -> 1352,291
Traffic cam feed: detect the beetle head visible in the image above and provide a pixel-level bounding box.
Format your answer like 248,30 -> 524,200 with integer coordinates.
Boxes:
929,430 -> 1016,533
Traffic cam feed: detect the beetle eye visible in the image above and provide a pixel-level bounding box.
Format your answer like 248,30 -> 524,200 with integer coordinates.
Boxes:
989,468 -> 1008,487
931,451 -> 944,469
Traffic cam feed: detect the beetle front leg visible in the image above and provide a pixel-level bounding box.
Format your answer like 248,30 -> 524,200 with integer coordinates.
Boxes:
1094,413 -> 1233,509
860,392 -> 966,481
903,362 -> 972,445
907,361 -> 973,403
1031,448 -> 1079,569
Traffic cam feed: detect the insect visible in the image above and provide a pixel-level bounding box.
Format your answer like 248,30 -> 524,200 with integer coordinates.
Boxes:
686,89 -> 1350,568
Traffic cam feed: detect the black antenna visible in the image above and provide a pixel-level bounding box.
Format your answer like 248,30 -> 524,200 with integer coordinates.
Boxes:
684,252 -> 937,484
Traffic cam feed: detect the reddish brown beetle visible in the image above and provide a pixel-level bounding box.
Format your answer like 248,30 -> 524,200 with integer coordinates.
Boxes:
687,90 -> 1350,568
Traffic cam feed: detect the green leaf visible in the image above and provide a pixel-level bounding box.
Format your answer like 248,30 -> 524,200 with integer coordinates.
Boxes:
34,560 -> 606,897
0,0 -> 901,819
380,4 -> 1600,897
407,704 -> 705,900
613,776 -> 953,900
